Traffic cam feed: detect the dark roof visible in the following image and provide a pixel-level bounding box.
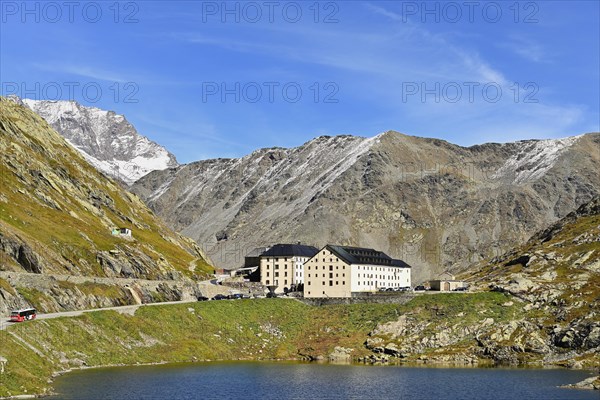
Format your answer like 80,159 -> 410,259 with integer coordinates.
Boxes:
261,244 -> 319,258
326,245 -> 411,268
245,247 -> 271,258
391,259 -> 411,268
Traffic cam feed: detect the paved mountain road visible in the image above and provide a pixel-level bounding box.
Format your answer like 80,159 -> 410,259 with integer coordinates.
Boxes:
0,299 -> 198,331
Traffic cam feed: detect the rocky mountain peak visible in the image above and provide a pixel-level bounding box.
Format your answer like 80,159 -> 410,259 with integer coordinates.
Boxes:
20,98 -> 178,184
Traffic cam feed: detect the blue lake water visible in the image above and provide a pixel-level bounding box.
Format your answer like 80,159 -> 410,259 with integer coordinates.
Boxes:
49,362 -> 598,400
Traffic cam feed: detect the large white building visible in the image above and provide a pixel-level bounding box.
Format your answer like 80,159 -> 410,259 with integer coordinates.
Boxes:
260,244 -> 319,293
303,245 -> 411,298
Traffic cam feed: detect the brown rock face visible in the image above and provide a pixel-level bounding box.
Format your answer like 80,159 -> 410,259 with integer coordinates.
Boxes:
132,131 -> 599,283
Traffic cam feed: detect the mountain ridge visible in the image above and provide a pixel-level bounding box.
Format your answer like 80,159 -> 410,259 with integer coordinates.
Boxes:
132,130 -> 599,282
11,97 -> 178,184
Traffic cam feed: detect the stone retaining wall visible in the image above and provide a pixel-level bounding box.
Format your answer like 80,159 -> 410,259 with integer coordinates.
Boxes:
300,293 -> 415,306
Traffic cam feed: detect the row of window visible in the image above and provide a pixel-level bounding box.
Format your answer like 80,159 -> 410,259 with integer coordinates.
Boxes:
356,266 -> 404,271
307,273 -> 345,278
306,281 -> 346,286
317,257 -> 339,262
357,274 -> 404,280
267,257 -> 308,262
265,263 -> 310,269
264,279 -> 289,285
356,280 -> 409,286
307,265 -> 346,271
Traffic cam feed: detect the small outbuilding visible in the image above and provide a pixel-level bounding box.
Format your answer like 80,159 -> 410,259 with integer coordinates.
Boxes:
111,228 -> 132,237
430,279 -> 466,291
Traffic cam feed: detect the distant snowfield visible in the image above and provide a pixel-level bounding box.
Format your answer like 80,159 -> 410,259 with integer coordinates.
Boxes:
492,135 -> 583,184
22,99 -> 178,184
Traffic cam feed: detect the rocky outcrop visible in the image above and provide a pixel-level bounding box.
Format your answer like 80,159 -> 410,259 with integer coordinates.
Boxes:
364,298 -> 597,367
0,233 -> 43,273
328,346 -> 353,362
560,376 -> 600,390
364,197 -> 598,368
17,243 -> 44,274
132,131 -> 600,282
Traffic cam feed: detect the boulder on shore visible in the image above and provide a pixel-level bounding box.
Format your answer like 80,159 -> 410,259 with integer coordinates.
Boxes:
560,375 -> 600,390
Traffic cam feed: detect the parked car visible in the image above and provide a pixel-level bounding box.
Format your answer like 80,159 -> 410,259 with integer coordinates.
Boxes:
266,292 -> 277,298
228,293 -> 243,300
414,285 -> 427,291
212,294 -> 227,300
453,286 -> 468,292
197,296 -> 209,301
397,286 -> 412,292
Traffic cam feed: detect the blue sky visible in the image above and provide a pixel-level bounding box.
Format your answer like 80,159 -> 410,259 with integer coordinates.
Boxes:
1,1 -> 599,163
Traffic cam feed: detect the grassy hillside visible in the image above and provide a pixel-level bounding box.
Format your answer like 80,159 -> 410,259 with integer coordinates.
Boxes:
0,293 -> 539,398
0,97 -> 211,280
0,97 -> 213,313
467,197 -> 600,331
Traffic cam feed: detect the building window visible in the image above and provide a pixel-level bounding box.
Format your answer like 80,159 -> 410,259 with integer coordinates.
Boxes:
266,280 -> 270,284
267,272 -> 270,277
322,282 -> 325,286
336,281 -> 338,285
329,273 -> 333,278
329,281 -> 333,286
342,281 -> 345,285
275,272 -> 279,277
308,281 -> 311,285
329,265 -> 333,271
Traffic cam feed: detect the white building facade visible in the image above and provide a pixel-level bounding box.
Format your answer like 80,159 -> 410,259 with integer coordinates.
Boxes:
260,244 -> 318,293
304,245 -> 412,298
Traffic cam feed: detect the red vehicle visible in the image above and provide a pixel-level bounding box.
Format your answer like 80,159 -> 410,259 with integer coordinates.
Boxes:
10,308 -> 37,322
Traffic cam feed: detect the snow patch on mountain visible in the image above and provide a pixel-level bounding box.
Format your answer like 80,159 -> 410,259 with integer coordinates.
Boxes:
492,135 -> 583,184
22,99 -> 178,184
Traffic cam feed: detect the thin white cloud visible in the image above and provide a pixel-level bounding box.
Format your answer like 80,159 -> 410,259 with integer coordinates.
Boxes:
501,36 -> 549,63
364,3 -> 404,22
32,63 -> 131,83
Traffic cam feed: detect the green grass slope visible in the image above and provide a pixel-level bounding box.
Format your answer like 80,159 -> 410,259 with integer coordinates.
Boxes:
0,294 -> 527,398
0,97 -> 212,284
